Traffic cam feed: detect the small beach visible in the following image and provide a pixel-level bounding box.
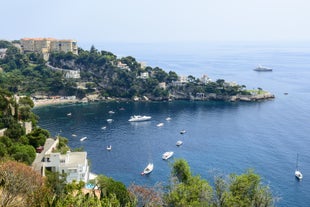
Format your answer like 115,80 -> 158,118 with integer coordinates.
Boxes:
33,98 -> 81,108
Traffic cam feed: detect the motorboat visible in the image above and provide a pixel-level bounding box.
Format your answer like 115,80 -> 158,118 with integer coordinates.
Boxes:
162,151 -> 174,160
72,134 -> 77,137
107,119 -> 113,123
106,145 -> 112,151
157,123 -> 164,127
295,170 -> 303,180
254,65 -> 272,72
141,163 -> 154,175
80,136 -> 87,141
180,130 -> 186,134
101,126 -> 107,130
128,115 -> 152,122
166,117 -> 172,121
176,140 -> 183,146
108,110 -> 115,114
67,112 -> 72,116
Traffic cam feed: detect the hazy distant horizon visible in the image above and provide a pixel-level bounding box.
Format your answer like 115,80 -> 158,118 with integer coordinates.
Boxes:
2,0 -> 310,44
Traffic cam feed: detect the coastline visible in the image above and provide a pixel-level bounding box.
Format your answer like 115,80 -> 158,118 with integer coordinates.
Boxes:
33,98 -> 82,108
33,92 -> 275,108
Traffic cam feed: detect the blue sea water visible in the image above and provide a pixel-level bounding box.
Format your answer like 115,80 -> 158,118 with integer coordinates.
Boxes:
33,42 -> 310,207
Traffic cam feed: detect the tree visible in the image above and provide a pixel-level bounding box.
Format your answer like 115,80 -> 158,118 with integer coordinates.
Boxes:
4,120 -> 25,141
214,170 -> 275,207
9,144 -> 36,165
27,128 -> 49,148
167,71 -> 178,82
96,175 -> 132,206
166,159 -> 213,206
0,160 -> 46,207
171,159 -> 192,183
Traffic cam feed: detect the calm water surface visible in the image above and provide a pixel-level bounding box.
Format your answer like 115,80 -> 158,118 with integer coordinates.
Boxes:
34,43 -> 310,207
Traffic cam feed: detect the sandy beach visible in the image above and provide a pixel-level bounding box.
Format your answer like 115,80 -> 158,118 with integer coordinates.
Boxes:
33,98 -> 82,108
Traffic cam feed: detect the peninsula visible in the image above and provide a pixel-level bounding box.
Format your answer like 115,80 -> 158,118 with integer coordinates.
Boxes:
0,39 -> 274,103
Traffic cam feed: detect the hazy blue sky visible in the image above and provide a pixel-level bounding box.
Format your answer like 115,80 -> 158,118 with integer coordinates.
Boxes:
2,0 -> 310,43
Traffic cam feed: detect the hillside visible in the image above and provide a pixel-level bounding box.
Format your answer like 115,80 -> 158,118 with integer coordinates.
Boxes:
0,40 -> 274,102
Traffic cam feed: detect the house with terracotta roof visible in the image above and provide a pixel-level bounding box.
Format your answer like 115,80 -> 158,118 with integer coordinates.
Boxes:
20,38 -> 78,60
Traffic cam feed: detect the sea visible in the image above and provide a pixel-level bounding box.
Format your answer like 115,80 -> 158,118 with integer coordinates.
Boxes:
33,42 -> 310,207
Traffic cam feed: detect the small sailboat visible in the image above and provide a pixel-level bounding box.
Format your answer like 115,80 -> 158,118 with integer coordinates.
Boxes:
295,153 -> 303,180
162,151 -> 174,160
80,136 -> 87,141
106,145 -> 112,151
141,163 -> 154,175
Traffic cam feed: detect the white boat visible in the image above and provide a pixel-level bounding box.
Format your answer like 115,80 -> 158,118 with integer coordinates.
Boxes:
107,119 -> 113,123
128,115 -> 152,122
108,110 -> 115,114
162,151 -> 174,160
157,123 -> 164,127
176,140 -> 183,146
180,130 -> 186,134
106,145 -> 112,151
141,163 -> 154,175
166,117 -> 172,121
67,112 -> 72,116
80,136 -> 87,141
254,65 -> 272,72
72,134 -> 77,137
295,153 -> 303,180
101,126 -> 107,130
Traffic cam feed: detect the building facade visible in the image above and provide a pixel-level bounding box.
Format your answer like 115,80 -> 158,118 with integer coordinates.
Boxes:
20,38 -> 78,60
42,151 -> 90,183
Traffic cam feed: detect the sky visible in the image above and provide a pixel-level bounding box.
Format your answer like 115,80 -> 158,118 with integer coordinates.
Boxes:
2,0 -> 310,44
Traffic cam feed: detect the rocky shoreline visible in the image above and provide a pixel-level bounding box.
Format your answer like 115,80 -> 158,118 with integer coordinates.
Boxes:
33,92 -> 275,108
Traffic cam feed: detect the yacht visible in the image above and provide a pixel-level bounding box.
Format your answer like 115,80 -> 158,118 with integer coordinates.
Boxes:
254,65 -> 272,72
128,115 -> 152,122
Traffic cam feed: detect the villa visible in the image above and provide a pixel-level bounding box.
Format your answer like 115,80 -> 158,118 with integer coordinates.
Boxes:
32,138 -> 90,183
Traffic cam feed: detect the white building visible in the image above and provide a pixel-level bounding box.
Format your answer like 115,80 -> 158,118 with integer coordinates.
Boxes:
200,74 -> 212,84
64,69 -> 81,79
138,72 -> 149,79
117,61 -> 130,71
42,151 -> 90,183
0,48 -> 7,59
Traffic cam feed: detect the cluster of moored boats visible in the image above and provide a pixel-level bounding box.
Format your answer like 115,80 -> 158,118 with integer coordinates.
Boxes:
135,115 -> 188,175
71,111 -> 189,176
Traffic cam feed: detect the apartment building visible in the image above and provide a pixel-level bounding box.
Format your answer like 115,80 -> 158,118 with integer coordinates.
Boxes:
20,38 -> 78,60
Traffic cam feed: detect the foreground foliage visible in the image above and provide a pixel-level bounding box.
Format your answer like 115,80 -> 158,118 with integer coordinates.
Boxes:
0,158 -> 275,207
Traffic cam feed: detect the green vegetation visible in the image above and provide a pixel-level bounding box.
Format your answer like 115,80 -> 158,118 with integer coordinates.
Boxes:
0,158 -> 275,207
0,89 -> 46,164
0,40 -> 262,101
